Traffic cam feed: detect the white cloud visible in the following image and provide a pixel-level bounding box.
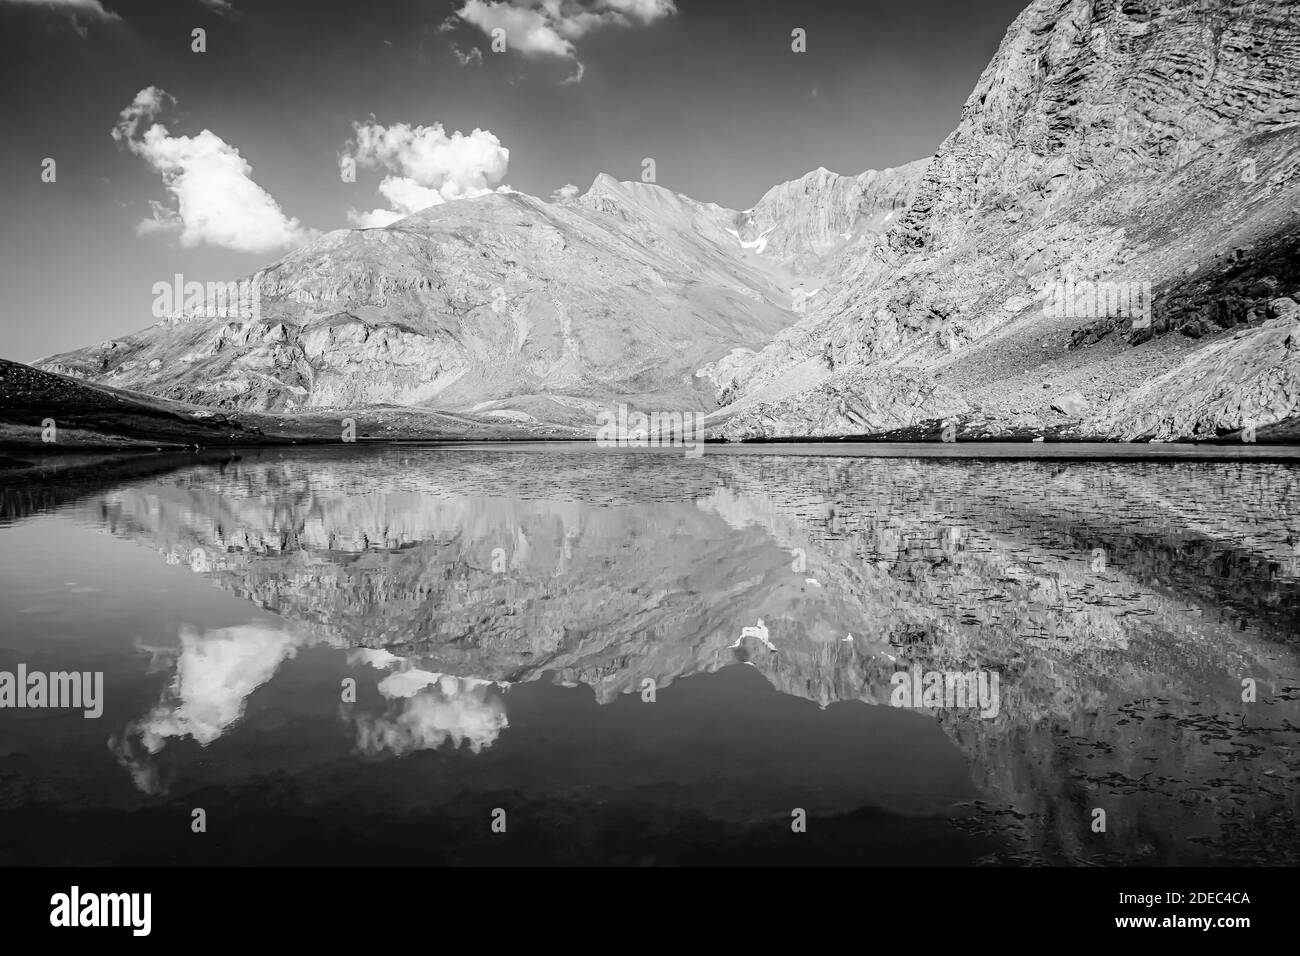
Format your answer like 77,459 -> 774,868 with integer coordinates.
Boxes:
348,647 -> 405,669
342,120 -> 510,227
199,0 -> 234,15
356,670 -> 508,755
2,0 -> 120,34
2,0 -> 119,17
457,1 -> 573,57
561,60 -> 585,84
450,42 -> 483,66
451,0 -> 675,81
112,86 -> 312,254
341,649 -> 509,756
110,623 -> 340,794
120,624 -> 301,757
348,207 -> 406,229
550,183 -> 579,202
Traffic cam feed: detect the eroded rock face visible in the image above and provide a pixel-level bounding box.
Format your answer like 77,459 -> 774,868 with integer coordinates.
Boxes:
732,162 -> 927,276
712,368 -> 971,441
719,0 -> 1300,441
1084,315 -> 1300,440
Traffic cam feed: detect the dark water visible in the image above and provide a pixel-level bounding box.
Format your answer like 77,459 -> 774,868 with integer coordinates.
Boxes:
1,444 -> 1297,866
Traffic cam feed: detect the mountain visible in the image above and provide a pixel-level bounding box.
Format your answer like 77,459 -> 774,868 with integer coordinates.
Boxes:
33,162 -> 936,430
32,0 -> 1298,444
37,178 -> 790,420
0,357 -> 283,450
0,357 -> 587,454
28,175 -> 824,423
712,0 -> 1300,441
734,162 -> 927,278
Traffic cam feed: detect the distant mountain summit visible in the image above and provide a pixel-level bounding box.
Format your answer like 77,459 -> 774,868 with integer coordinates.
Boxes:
735,162 -> 927,277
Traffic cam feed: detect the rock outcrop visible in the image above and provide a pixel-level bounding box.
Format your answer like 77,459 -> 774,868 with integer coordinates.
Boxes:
712,367 -> 970,441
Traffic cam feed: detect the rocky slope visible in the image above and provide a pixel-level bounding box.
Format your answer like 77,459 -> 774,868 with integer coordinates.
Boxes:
0,357 -> 579,450
711,0 -> 1300,442
0,357 -> 305,449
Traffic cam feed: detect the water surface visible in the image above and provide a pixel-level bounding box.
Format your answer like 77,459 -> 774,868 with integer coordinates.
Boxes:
1,444 -> 1297,865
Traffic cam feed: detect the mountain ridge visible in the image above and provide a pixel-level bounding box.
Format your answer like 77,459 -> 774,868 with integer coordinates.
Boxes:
712,0 -> 1300,442
34,165 -> 926,423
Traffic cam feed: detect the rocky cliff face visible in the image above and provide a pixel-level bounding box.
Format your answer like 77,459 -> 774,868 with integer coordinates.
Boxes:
732,162 -> 927,276
714,0 -> 1300,441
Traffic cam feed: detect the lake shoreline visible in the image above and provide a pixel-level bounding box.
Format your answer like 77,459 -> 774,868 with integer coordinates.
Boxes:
4,438 -> 1300,482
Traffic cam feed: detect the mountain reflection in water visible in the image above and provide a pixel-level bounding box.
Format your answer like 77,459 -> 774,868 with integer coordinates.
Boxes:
1,444 -> 1297,866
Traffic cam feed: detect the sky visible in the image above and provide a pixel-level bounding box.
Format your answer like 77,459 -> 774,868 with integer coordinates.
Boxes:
0,0 -> 1029,362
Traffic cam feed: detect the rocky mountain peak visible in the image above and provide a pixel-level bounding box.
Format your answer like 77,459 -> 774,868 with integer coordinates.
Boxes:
733,159 -> 928,277
714,0 -> 1300,443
